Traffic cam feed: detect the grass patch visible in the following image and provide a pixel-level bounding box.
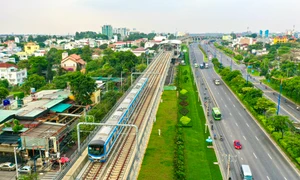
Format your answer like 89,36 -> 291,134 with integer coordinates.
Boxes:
199,45 -> 208,62
138,91 -> 178,180
178,46 -> 222,180
247,69 -> 260,76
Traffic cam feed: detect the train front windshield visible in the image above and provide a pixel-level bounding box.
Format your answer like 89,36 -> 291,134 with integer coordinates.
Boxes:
88,145 -> 104,156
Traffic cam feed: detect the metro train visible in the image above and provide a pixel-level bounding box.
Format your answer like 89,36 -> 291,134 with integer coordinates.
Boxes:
88,78 -> 148,162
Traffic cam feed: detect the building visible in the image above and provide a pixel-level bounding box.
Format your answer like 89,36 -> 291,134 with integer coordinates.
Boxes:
132,47 -> 148,56
113,28 -> 127,39
144,40 -> 160,49
24,42 -> 40,55
0,63 -> 27,85
222,35 -> 233,41
273,36 -> 288,44
238,37 -> 254,45
154,36 -> 167,42
61,52 -> 86,72
34,50 -> 46,57
16,52 -> 28,60
102,25 -> 113,39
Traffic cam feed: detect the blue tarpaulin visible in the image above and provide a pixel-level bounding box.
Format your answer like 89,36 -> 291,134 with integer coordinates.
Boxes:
50,103 -> 72,113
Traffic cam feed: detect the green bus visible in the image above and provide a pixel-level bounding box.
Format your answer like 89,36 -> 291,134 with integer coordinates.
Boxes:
212,107 -> 221,120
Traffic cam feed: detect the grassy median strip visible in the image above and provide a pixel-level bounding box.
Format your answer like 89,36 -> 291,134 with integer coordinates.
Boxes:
138,91 -> 178,180
199,45 -> 208,62
179,50 -> 222,180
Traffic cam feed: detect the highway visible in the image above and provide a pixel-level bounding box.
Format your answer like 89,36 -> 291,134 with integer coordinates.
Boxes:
189,43 -> 300,180
203,42 -> 300,122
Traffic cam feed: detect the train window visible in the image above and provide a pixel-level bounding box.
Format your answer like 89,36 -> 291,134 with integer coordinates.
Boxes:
89,145 -> 104,155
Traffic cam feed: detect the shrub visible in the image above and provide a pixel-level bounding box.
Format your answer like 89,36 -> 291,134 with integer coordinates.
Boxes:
184,76 -> 189,83
180,116 -> 191,125
179,100 -> 189,106
180,108 -> 189,115
180,89 -> 188,95
179,95 -> 188,100
183,70 -> 188,75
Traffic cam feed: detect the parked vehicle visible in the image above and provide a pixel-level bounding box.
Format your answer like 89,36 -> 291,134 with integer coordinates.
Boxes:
18,165 -> 32,174
0,162 -> 16,171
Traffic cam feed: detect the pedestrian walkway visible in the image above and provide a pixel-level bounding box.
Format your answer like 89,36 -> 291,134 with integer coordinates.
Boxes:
39,171 -> 60,180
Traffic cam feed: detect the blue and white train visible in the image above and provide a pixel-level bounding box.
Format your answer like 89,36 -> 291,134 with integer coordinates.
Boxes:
88,78 -> 148,162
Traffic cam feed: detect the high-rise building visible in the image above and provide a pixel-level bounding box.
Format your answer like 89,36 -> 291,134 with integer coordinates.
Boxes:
259,30 -> 263,37
265,30 -> 269,38
102,25 -> 113,39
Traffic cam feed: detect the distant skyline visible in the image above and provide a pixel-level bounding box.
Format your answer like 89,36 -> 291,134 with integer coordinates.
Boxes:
1,0 -> 299,35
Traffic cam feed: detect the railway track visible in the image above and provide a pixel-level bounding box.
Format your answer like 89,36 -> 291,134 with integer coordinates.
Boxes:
80,51 -> 172,180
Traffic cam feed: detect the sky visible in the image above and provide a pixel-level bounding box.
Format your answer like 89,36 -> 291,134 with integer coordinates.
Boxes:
1,0 -> 299,35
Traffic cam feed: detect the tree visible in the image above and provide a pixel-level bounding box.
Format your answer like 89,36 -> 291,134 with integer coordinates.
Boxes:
17,60 -> 30,70
270,116 -> 291,139
0,79 -> 9,88
9,54 -> 20,63
99,43 -> 108,50
234,54 -> 243,61
28,56 -> 48,76
254,97 -> 276,114
27,35 -> 34,42
21,74 -> 46,93
81,46 -> 93,62
0,87 -> 9,101
135,64 -> 147,72
251,33 -> 257,38
69,73 -> 97,105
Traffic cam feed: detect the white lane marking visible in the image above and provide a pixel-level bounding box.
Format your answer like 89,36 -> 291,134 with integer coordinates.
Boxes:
255,136 -> 259,141
287,104 -> 293,109
221,98 -> 223,101
230,113 -> 232,116
218,92 -> 220,95
233,104 -> 235,107
225,104 -> 227,108
267,176 -> 270,180
243,136 -> 246,140
284,177 -> 287,180
268,154 -> 273,160
225,92 -> 227,95
238,112 -> 242,116
235,123 -> 238,127
246,123 -> 250,127
253,152 -> 257,159
241,157 -> 243,160
237,151 -> 240,154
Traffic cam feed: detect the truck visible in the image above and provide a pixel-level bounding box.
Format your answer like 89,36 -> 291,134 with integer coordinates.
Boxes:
213,79 -> 221,85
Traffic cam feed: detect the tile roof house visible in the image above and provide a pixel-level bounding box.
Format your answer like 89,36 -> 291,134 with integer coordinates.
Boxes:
61,52 -> 86,72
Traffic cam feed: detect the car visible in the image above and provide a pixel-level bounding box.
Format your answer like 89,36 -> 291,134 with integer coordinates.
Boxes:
18,165 -> 32,174
0,162 -> 16,171
234,140 -> 242,149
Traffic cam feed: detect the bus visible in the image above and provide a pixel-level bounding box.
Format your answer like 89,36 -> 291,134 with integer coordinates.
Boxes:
212,107 -> 221,120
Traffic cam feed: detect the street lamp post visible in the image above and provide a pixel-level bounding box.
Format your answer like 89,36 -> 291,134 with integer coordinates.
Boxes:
120,71 -> 123,92
14,147 -> 19,179
272,77 -> 293,115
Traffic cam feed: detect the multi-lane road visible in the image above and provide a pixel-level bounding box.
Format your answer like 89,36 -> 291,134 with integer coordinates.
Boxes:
189,43 -> 300,180
203,42 -> 300,122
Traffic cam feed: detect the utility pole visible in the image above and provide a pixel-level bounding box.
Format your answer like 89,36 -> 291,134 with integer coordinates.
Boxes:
226,154 -> 231,180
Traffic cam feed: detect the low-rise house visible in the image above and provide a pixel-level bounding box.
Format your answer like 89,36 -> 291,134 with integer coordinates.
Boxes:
132,47 -> 147,56
61,52 -> 86,72
24,42 -> 40,55
0,63 -> 27,85
16,52 -> 28,60
34,50 -> 46,57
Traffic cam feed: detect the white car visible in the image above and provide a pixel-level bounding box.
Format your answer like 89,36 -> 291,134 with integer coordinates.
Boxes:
0,162 -> 16,171
18,165 -> 32,174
